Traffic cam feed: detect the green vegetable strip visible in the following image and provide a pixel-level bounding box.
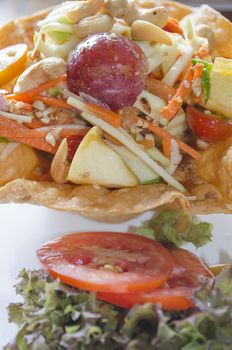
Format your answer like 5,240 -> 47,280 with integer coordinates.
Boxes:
201,67 -> 211,103
192,59 -> 213,103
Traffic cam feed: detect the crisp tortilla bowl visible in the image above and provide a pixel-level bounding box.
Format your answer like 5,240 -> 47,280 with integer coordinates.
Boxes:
0,179 -> 190,222
1,1 -> 232,221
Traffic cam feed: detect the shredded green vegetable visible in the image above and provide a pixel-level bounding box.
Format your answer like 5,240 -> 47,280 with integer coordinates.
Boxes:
192,59 -> 213,103
142,178 -> 161,185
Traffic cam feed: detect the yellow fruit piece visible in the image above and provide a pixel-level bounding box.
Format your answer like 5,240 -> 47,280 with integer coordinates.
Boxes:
0,143 -> 39,185
210,264 -> 230,276
207,57 -> 232,118
67,126 -> 139,187
0,44 -> 28,86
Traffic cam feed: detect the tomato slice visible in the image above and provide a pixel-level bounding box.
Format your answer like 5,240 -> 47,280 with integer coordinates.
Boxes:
98,287 -> 194,310
0,44 -> 28,86
37,232 -> 175,293
167,247 -> 214,289
98,247 -> 214,311
186,106 -> 232,143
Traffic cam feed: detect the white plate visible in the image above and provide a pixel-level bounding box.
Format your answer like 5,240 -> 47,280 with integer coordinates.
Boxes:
1,204 -> 232,347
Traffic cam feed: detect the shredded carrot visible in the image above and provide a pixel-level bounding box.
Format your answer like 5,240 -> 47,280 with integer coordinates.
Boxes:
0,115 -> 89,154
193,63 -> 204,103
163,17 -> 183,36
193,63 -> 204,80
146,76 -> 176,102
161,66 -> 195,121
5,74 -> 67,103
162,138 -> 171,158
31,96 -> 73,110
134,116 -> 200,160
0,116 -> 57,153
24,119 -> 45,129
85,103 -> 122,128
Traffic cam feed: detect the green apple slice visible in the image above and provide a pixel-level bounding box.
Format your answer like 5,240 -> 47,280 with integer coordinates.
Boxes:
67,126 -> 139,187
107,142 -> 160,184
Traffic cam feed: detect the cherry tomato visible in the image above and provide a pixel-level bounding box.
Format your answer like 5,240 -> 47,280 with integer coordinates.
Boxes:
186,106 -> 232,143
98,247 -> 214,311
37,232 -> 175,293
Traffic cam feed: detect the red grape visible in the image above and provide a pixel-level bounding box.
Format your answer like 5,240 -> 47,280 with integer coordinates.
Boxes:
67,33 -> 148,111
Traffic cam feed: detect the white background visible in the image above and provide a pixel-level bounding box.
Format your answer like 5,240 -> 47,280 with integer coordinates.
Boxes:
1,204 -> 232,347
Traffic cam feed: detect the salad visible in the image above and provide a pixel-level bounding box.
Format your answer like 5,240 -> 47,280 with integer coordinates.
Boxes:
0,1 -> 232,220
4,210 -> 232,349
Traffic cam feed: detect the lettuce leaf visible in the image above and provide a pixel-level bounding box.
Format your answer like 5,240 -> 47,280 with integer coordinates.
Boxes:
5,267 -> 232,349
136,210 -> 213,248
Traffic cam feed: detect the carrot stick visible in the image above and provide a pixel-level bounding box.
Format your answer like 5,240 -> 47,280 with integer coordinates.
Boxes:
163,17 -> 183,36
162,138 -> 171,158
5,74 -> 67,103
161,66 -> 195,121
192,63 -> 204,102
24,118 -> 45,129
31,96 -> 74,110
146,76 -> 176,101
0,116 -> 89,154
193,63 -> 204,80
134,116 -> 200,160
85,103 -> 122,128
0,116 -> 57,153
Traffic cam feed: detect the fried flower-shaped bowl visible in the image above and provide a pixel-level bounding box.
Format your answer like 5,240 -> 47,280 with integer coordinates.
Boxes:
1,1 -> 232,221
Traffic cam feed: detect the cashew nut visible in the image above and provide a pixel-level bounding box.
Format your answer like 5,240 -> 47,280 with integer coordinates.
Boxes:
197,24 -> 215,52
106,0 -> 168,28
105,0 -> 128,18
13,57 -> 67,94
131,20 -> 172,45
67,0 -> 103,24
126,5 -> 169,28
50,138 -> 70,184
74,14 -> 114,39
